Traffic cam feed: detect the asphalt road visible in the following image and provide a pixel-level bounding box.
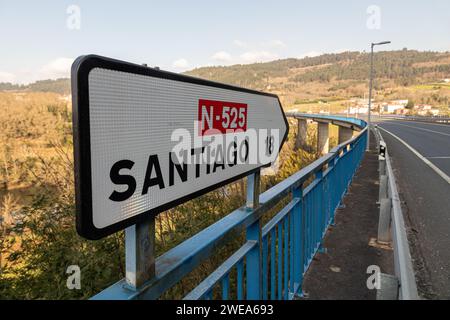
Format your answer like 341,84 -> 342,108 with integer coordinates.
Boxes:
375,118 -> 450,299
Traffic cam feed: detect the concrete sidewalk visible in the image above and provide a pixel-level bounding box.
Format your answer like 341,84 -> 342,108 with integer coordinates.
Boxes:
301,133 -> 393,300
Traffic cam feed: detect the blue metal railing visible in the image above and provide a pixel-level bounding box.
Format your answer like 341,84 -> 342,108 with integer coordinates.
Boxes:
185,122 -> 367,299
92,115 -> 367,300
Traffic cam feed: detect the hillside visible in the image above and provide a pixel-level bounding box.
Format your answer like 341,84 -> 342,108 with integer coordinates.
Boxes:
0,78 -> 70,95
186,50 -> 450,113
186,50 -> 450,88
1,50 -> 449,111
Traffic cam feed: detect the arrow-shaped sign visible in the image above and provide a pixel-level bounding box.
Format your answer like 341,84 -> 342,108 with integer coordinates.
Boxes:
72,55 -> 288,239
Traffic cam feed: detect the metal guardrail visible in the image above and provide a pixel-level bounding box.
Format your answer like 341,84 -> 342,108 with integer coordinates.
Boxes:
92,115 -> 367,300
380,114 -> 450,124
373,126 -> 419,300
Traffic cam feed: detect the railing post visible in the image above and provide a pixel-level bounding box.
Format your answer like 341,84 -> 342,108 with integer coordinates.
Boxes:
315,169 -> 324,249
246,170 -> 262,300
125,217 -> 156,290
293,183 -> 303,296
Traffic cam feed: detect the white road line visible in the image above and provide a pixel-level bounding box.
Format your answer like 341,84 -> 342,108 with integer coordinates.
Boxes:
390,122 -> 450,137
426,156 -> 450,159
378,126 -> 450,185
399,120 -> 450,128
405,121 -> 450,128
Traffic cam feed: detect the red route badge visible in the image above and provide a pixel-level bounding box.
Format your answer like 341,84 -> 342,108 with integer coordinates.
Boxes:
198,99 -> 247,136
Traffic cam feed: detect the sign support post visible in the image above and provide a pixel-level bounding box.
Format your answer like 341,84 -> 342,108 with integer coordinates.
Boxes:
125,217 -> 155,289
246,170 -> 260,210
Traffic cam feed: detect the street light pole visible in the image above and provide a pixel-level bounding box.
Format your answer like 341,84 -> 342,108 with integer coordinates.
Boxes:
367,44 -> 374,151
367,41 -> 391,151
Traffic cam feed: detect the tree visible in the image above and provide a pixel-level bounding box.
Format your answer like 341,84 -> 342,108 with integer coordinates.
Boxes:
406,100 -> 415,109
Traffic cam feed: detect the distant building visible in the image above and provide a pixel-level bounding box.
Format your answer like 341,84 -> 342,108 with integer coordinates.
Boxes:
396,108 -> 410,115
415,104 -> 433,111
415,104 -> 439,116
391,99 -> 409,106
430,109 -> 440,116
379,99 -> 408,114
418,108 -> 440,116
356,107 -> 369,114
383,104 -> 405,114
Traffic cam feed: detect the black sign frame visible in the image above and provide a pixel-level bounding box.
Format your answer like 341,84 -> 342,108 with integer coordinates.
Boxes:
72,55 -> 288,240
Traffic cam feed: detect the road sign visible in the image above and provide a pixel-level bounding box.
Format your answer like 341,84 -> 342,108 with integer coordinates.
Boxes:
72,55 -> 288,239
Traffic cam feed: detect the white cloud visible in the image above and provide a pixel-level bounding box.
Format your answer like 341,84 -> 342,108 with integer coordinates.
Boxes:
211,51 -> 232,62
0,57 -> 74,84
172,58 -> 189,69
0,71 -> 16,83
240,51 -> 279,63
226,39 -> 286,64
265,40 -> 287,49
39,57 -> 74,80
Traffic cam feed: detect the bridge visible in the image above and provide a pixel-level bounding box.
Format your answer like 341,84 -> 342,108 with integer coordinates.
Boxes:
90,112 -> 423,300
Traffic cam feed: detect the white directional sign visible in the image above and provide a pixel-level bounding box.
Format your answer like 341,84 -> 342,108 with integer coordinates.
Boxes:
72,55 -> 288,239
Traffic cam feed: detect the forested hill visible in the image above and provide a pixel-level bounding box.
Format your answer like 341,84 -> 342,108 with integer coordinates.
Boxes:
0,78 -> 70,95
1,50 -> 449,95
186,50 -> 450,89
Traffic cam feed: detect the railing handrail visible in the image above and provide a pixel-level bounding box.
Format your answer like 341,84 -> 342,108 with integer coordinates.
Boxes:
92,114 -> 367,300
286,112 -> 367,130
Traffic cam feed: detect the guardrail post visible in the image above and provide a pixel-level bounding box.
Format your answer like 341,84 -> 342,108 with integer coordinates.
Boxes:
378,198 -> 392,243
246,170 -> 262,300
377,138 -> 391,244
379,158 -> 386,176
379,175 -> 388,200
125,217 -> 156,289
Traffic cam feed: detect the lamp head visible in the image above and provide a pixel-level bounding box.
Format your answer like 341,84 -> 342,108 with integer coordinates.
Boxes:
372,41 -> 391,46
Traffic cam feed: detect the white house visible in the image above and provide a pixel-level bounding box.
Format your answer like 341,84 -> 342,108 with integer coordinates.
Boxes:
383,104 -> 405,114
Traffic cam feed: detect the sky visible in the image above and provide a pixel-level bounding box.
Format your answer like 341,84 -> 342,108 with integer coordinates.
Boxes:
0,0 -> 449,84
